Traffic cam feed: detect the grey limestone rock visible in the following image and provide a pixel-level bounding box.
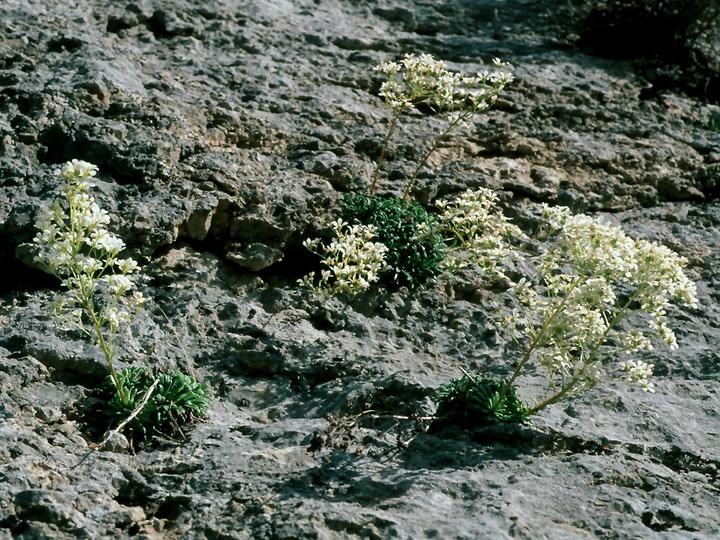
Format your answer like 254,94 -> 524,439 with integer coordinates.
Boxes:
1,0 -> 719,538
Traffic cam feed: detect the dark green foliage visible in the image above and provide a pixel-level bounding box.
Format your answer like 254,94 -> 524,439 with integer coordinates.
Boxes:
709,113 -> 720,133
342,193 -> 444,290
579,0 -> 720,59
105,366 -> 210,442
433,375 -> 530,427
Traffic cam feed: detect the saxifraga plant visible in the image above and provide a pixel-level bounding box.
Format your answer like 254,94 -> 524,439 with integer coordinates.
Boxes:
342,193 -> 444,290
34,159 -> 210,443
436,187 -> 524,282
299,218 -> 389,300
372,53 -> 513,199
500,204 -> 698,414
434,198 -> 698,427
33,159 -> 145,404
299,53 -> 513,300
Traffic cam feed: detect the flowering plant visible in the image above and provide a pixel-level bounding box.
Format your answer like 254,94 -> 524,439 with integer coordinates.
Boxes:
487,204 -> 696,417
434,202 -> 698,423
33,160 -> 210,444
508,205 -> 697,396
372,53 -> 513,198
437,187 -> 524,281
301,54 -> 513,298
33,159 -> 144,404
294,51 -> 698,429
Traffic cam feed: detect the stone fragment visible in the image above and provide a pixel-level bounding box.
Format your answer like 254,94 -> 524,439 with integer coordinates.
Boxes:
226,242 -> 283,271
101,431 -> 130,453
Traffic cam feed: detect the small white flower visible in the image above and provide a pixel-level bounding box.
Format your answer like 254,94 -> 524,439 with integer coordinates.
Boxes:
104,307 -> 121,332
94,232 -> 125,253
303,238 -> 321,251
59,159 -> 98,181
129,291 -> 146,308
106,274 -> 133,295
77,255 -> 103,275
620,359 -> 655,391
115,257 -> 140,274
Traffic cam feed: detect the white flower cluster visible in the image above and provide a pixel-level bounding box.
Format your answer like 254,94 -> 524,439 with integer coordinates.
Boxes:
632,238 -> 698,349
369,53 -> 513,198
33,159 -> 145,342
375,53 -> 513,115
503,204 -> 698,402
619,360 -> 656,393
538,205 -> 698,348
300,220 -> 389,300
437,188 -> 523,279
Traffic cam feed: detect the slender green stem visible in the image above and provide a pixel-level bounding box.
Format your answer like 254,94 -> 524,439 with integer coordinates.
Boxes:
369,110 -> 402,195
402,110 -> 472,201
67,208 -> 127,403
497,275 -> 585,406
528,378 -> 583,414
526,287 -> 645,415
79,287 -> 127,404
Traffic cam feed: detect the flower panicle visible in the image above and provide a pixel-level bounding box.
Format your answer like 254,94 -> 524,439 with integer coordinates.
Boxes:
374,53 -> 513,115
500,204 -> 698,406
438,188 -> 523,280
33,159 -> 145,400
300,220 -> 389,300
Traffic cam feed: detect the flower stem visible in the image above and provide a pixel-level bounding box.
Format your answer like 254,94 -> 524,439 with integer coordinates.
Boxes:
528,379 -> 583,414
402,110 -> 471,201
82,294 -> 126,404
497,275 -> 584,408
369,111 -> 402,195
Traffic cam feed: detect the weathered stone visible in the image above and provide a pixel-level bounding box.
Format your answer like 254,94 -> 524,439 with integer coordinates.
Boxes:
0,0 -> 719,538
226,242 -> 284,272
101,431 -> 130,453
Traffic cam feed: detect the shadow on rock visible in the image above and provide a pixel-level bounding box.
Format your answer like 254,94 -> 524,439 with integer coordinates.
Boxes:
277,451 -> 418,507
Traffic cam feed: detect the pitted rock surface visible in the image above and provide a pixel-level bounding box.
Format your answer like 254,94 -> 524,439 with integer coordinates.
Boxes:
1,1 -> 719,538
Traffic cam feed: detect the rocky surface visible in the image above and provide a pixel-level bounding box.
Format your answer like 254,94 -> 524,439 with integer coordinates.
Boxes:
1,0 -> 719,538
